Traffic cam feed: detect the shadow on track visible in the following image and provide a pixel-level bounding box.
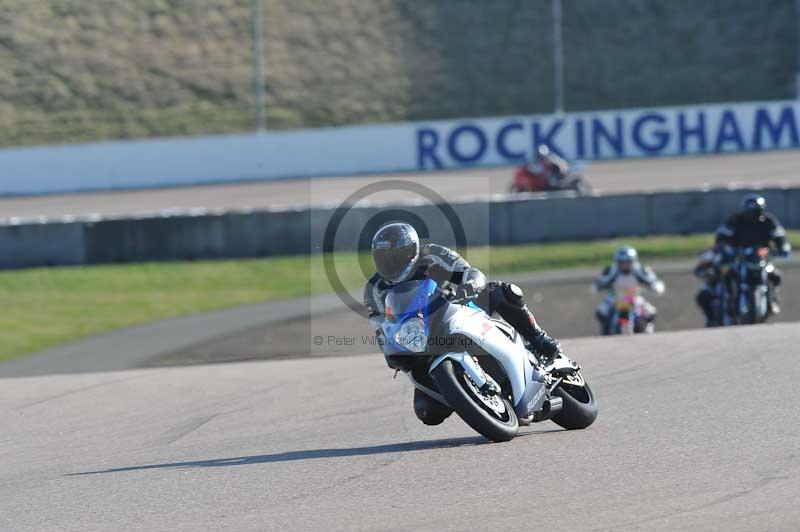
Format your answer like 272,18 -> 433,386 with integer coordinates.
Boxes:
68,429 -> 561,476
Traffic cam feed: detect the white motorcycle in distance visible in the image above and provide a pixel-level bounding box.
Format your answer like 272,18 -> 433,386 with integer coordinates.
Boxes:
736,246 -> 773,325
380,278 -> 598,442
594,277 -> 665,335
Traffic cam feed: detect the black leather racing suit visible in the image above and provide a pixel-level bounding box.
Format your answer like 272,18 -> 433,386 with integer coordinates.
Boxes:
363,243 -> 559,425
715,211 -> 789,254
706,211 -> 791,319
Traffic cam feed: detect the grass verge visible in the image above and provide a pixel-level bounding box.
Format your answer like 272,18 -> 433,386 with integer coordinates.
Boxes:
2,232 -> 795,362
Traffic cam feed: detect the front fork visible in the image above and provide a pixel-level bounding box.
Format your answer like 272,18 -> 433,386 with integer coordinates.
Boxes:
738,265 -> 768,319
428,352 -> 500,396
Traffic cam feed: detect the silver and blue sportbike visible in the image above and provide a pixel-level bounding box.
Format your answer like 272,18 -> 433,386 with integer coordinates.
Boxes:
380,278 -> 598,442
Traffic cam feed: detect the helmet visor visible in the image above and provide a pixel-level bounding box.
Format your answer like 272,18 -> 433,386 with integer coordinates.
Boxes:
743,197 -> 766,218
373,243 -> 419,283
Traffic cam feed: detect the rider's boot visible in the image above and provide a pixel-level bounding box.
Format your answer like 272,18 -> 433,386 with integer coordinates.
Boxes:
491,283 -> 561,360
516,313 -> 561,360
498,284 -> 561,359
696,290 -> 715,327
768,272 -> 782,315
528,322 -> 562,361
769,287 -> 782,315
596,310 -> 610,336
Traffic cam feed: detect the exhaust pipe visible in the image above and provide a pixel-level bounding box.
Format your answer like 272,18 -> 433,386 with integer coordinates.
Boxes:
529,396 -> 563,423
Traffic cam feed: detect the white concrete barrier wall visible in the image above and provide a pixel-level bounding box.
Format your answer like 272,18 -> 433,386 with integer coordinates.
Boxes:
0,187 -> 796,269
1,100 -> 800,195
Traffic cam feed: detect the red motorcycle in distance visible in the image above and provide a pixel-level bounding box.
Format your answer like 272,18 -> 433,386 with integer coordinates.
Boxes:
610,287 -> 656,335
509,161 -> 592,195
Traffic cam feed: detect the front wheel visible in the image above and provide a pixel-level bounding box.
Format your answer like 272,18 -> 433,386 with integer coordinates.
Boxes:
432,359 -> 518,442
741,288 -> 758,325
551,374 -> 598,430
570,177 -> 592,195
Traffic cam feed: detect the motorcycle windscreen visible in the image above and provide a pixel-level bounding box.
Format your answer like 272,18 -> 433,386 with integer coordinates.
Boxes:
384,279 -> 439,321
380,279 -> 439,356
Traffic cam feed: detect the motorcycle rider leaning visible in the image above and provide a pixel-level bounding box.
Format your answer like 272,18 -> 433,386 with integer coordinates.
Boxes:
363,222 -> 562,426
522,144 -> 569,189
704,194 -> 792,317
593,247 -> 664,335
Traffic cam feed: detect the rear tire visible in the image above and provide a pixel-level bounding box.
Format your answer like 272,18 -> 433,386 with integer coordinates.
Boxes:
432,360 -> 518,442
551,380 -> 598,430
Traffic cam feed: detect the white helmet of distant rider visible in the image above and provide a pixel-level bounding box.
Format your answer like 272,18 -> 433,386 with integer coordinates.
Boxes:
614,246 -> 639,274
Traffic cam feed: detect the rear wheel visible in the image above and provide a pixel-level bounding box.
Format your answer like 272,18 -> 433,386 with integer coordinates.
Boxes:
551,373 -> 598,430
432,359 -> 518,442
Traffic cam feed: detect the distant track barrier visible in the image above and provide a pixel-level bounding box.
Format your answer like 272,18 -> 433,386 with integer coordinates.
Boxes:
1,186 -> 798,269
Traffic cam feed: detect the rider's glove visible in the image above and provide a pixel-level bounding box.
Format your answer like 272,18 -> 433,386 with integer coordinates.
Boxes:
651,280 -> 665,295
453,281 -> 480,302
452,267 -> 486,302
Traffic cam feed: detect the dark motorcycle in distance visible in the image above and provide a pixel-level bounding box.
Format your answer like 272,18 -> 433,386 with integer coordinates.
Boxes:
709,248 -> 739,327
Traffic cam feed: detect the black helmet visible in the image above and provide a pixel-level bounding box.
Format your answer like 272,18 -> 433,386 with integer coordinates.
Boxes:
371,223 -> 420,284
742,194 -> 766,220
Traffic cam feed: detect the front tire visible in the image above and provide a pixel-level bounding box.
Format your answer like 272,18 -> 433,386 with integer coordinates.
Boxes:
570,177 -> 592,195
741,289 -> 758,325
432,360 -> 518,442
551,379 -> 598,430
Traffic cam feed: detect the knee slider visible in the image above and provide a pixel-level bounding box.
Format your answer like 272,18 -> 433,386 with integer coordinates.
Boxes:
414,392 -> 451,426
502,283 -> 525,306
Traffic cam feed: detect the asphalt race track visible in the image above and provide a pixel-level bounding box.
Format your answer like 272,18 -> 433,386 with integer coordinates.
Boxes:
3,323 -> 800,532
3,147 -> 800,530
2,149 -> 800,220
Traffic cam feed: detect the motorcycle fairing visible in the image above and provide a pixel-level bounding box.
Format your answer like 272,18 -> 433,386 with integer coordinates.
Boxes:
429,303 -> 548,419
378,278 -> 549,419
427,351 -> 498,392
380,279 -> 439,356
